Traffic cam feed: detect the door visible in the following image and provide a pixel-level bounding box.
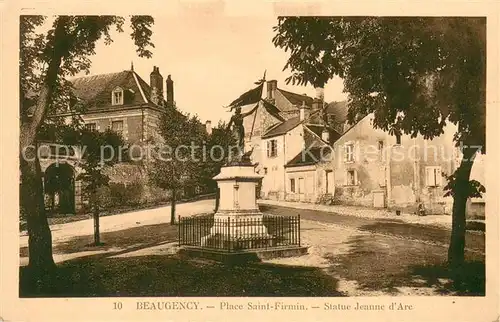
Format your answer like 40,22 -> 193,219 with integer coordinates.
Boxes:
298,178 -> 305,201
326,170 -> 334,195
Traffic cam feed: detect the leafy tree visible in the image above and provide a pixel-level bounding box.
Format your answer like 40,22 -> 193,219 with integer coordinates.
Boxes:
76,128 -> 124,246
273,17 -> 485,277
148,106 -> 206,224
19,15 -> 154,285
199,121 -> 236,211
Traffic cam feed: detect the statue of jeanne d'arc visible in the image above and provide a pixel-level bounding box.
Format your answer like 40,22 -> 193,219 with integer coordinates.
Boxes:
226,106 -> 254,162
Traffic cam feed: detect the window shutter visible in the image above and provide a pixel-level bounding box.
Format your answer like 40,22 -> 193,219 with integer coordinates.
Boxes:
266,141 -> 270,157
344,144 -> 348,162
435,167 -> 442,186
354,170 -> 358,185
425,167 -> 434,186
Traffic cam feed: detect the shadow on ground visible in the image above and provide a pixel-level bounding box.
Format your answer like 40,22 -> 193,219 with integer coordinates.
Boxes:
20,222 -> 180,257
326,232 -> 485,296
20,222 -> 345,297
20,254 -> 345,297
20,214 -> 485,297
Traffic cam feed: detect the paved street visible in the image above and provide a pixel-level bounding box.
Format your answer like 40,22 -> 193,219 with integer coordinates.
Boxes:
19,199 -> 485,296
259,202 -> 485,253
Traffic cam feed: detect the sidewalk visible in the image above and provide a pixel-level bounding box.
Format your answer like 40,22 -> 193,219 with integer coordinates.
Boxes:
258,199 -> 453,229
19,199 -> 215,248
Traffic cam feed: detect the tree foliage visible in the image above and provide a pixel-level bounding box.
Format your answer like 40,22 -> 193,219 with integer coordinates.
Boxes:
19,15 -> 155,278
149,107 -> 204,192
443,172 -> 486,199
20,15 -> 155,133
148,106 -> 236,222
273,17 -> 486,273
199,120 -> 236,191
272,17 -> 486,149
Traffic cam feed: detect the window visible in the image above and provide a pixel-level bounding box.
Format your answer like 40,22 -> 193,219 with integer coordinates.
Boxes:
85,123 -> 97,131
267,139 -> 278,158
111,120 -> 124,134
378,140 -> 384,160
290,178 -> 296,193
112,87 -> 124,105
346,169 -> 357,186
344,143 -> 355,163
425,166 -> 442,187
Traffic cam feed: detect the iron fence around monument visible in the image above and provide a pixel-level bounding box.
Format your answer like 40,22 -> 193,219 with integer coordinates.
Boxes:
177,214 -> 301,251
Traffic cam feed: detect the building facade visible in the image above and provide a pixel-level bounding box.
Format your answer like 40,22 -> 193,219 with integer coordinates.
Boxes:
331,113 -> 486,216
34,65 -> 177,214
234,79 -> 485,217
239,79 -> 344,200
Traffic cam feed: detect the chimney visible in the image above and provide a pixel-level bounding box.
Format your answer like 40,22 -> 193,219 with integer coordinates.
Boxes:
315,87 -> 325,101
205,120 -> 212,135
312,98 -> 322,111
267,80 -> 277,100
166,75 -> 174,107
150,66 -> 164,106
299,101 -> 309,121
312,86 -> 325,111
322,128 -> 330,143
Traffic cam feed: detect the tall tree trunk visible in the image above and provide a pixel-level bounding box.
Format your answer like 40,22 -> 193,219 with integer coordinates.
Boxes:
170,188 -> 176,225
93,206 -> 101,245
20,155 -> 56,290
19,16 -> 68,289
448,146 -> 476,283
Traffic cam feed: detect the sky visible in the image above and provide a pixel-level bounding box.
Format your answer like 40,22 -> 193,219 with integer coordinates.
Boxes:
71,10 -> 347,124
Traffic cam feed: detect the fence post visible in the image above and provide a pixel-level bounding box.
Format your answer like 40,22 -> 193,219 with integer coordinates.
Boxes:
298,214 -> 301,247
227,217 -> 231,252
178,215 -> 181,246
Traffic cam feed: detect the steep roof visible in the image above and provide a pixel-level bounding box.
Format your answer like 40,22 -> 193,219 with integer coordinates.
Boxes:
261,99 -> 285,122
278,88 -> 314,107
262,116 -> 302,139
70,70 -> 153,109
325,100 -> 349,123
285,146 -> 333,168
305,124 -> 342,145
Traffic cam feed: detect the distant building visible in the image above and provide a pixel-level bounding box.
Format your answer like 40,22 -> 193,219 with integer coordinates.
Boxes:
240,80 -> 345,200
65,65 -> 175,148
331,114 -> 486,216
26,65 -> 178,214
236,79 -> 485,217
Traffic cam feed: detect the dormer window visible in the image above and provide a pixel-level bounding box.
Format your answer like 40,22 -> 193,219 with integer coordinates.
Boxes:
112,87 -> 124,105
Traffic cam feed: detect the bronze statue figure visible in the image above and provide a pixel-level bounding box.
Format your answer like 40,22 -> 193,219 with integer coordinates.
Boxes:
227,106 -> 254,163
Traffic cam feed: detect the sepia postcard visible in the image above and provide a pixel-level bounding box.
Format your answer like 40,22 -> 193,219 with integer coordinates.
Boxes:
1,0 -> 499,321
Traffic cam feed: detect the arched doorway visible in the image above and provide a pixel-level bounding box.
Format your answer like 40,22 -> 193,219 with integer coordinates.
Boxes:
44,163 -> 76,214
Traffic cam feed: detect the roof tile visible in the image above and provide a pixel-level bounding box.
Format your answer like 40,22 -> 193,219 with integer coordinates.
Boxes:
262,116 -> 302,139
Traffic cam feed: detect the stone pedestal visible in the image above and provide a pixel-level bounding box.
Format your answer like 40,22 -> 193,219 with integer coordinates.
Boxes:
201,163 -> 273,248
